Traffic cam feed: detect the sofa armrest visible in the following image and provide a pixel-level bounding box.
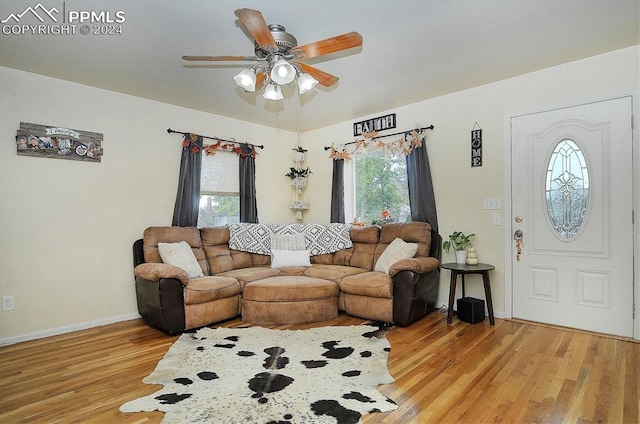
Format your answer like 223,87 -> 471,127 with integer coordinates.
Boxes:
134,263 -> 190,285
388,257 -> 439,277
135,275 -> 186,334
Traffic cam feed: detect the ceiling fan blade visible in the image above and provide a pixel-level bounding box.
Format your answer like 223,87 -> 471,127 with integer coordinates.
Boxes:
182,55 -> 260,62
291,32 -> 363,60
296,63 -> 339,87
255,70 -> 268,90
234,8 -> 277,52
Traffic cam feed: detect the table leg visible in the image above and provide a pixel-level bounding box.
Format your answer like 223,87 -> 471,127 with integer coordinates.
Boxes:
482,271 -> 495,325
447,271 -> 457,324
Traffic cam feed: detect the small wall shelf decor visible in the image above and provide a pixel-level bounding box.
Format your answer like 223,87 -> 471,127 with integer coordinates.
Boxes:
15,122 -> 103,162
287,145 -> 310,220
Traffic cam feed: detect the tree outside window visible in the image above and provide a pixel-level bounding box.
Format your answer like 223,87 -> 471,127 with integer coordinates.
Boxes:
198,152 -> 239,227
354,152 -> 410,225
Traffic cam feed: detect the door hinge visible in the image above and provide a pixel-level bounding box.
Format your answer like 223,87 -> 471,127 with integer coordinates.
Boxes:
632,114 -> 635,129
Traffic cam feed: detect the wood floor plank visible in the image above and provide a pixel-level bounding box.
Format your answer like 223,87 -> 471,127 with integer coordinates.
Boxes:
1,313 -> 638,423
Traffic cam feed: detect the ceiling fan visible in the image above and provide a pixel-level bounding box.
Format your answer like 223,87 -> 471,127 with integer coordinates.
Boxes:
182,8 -> 363,100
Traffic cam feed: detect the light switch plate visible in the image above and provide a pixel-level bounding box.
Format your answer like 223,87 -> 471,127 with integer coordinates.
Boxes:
483,198 -> 501,210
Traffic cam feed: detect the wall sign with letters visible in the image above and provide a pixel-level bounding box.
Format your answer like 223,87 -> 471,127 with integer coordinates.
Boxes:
471,124 -> 482,167
15,122 -> 103,162
353,113 -> 396,136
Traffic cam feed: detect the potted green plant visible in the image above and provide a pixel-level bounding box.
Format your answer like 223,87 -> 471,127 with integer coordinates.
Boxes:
285,167 -> 312,179
285,167 -> 312,190
443,231 -> 475,264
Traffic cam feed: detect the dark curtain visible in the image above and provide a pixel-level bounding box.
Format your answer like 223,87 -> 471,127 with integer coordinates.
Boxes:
330,159 -> 345,223
172,136 -> 202,227
239,144 -> 258,223
406,143 -> 439,233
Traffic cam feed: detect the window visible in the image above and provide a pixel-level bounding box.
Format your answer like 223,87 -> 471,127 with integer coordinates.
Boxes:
545,138 -> 589,239
198,152 -> 239,227
354,152 -> 410,224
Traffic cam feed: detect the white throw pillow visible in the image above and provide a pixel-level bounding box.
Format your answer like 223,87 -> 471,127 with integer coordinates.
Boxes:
375,238 -> 418,274
158,241 -> 204,278
271,249 -> 312,268
270,233 -> 306,251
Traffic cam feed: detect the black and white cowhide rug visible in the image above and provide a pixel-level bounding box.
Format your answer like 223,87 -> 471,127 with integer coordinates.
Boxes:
120,324 -> 397,423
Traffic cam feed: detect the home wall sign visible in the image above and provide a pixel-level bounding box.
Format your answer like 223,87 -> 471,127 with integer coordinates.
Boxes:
471,123 -> 482,167
15,122 -> 103,162
353,113 -> 396,136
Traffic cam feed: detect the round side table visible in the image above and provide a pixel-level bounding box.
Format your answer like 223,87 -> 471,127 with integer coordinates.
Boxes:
442,262 -> 495,325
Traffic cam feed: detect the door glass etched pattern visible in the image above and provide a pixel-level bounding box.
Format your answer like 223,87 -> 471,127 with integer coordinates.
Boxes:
545,139 -> 589,239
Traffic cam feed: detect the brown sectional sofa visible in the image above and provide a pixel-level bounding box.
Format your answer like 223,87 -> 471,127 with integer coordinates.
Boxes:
133,221 -> 441,334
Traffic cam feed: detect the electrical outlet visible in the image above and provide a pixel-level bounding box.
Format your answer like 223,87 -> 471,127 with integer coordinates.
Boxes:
2,296 -> 15,311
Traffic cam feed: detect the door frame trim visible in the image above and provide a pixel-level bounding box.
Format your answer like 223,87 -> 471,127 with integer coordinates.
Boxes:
503,91 -> 639,340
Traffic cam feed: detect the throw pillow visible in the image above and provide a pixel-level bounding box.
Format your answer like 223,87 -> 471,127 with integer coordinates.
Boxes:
374,238 -> 418,274
270,232 -> 306,251
158,241 -> 204,278
271,249 -> 312,268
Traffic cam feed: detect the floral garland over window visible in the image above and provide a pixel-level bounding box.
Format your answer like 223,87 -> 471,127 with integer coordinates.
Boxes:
328,128 -> 428,161
183,133 -> 258,158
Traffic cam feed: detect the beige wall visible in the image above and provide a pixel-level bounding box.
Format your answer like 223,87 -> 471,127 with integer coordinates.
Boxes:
303,46 -> 640,318
1,45 -> 638,343
0,67 -> 295,342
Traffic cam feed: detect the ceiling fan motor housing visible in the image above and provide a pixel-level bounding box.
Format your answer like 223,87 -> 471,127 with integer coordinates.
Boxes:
254,24 -> 298,58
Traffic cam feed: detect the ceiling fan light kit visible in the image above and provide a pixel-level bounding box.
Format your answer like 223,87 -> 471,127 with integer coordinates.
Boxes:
183,8 -> 363,101
263,83 -> 284,101
233,68 -> 257,91
297,72 -> 319,94
270,58 -> 297,85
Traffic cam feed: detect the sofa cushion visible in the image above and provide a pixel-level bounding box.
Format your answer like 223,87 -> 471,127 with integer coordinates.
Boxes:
303,264 -> 368,284
378,221 -> 432,257
374,238 -> 418,274
143,226 -> 208,275
158,241 -> 204,278
340,271 -> 393,298
325,225 -> 379,270
243,276 -> 338,302
184,276 -> 241,305
350,225 -> 380,243
217,267 -> 282,289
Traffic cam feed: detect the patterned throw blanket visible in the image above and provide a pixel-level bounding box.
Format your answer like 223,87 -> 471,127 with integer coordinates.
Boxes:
228,223 -> 352,256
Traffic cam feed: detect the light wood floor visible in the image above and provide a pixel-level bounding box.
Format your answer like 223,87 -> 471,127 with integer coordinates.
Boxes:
1,312 -> 638,423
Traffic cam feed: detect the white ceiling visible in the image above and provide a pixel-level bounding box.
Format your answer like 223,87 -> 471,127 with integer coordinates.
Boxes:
1,1 -> 638,132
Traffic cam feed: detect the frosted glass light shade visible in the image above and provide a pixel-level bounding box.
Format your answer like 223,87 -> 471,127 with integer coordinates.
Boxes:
263,84 -> 284,100
233,69 -> 256,91
270,59 -> 296,85
297,73 -> 319,94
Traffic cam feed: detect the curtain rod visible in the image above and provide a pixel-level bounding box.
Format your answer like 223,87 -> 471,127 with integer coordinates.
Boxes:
323,125 -> 434,151
167,128 -> 264,149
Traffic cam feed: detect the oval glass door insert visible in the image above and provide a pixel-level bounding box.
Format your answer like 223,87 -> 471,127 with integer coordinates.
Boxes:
545,139 -> 590,239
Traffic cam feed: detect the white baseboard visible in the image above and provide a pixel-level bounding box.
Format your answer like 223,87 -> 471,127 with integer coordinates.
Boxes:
0,313 -> 141,347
